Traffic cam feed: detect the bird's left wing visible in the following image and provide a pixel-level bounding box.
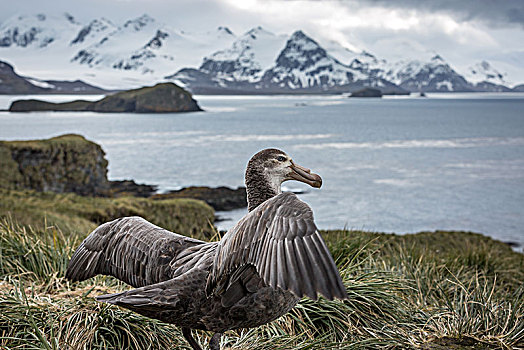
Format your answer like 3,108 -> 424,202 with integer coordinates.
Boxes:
66,216 -> 206,288
206,192 -> 347,300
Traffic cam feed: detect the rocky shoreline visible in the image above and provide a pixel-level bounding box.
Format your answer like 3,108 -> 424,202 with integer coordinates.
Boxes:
152,186 -> 246,211
0,134 -> 247,216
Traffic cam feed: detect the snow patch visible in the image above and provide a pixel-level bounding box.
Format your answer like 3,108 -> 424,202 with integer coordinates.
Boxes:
436,81 -> 453,91
26,78 -> 55,89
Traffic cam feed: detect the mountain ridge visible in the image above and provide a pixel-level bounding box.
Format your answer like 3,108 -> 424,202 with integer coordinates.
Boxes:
0,60 -> 108,94
0,12 -> 522,93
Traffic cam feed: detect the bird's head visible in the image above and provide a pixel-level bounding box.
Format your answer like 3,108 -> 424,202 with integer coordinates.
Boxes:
246,149 -> 322,194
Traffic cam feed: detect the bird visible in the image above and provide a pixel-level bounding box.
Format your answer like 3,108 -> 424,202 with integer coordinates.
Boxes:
65,148 -> 348,350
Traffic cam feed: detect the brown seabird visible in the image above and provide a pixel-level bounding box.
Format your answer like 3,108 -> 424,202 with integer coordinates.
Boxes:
66,148 -> 348,350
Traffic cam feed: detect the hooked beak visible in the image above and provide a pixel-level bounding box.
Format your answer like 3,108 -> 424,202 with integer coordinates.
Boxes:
288,161 -> 322,188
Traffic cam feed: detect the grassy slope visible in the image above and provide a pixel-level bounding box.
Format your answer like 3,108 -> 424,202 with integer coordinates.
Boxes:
0,188 -> 215,240
0,211 -> 522,349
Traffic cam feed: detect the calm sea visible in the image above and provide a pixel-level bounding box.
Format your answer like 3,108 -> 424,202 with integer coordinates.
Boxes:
1,93 -> 523,250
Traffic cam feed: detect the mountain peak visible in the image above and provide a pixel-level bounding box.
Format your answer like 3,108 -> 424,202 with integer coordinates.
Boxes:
286,30 -> 321,51
245,26 -> 274,38
123,14 -> 154,31
431,54 -> 445,63
217,26 -> 233,35
290,30 -> 307,39
273,29 -> 330,74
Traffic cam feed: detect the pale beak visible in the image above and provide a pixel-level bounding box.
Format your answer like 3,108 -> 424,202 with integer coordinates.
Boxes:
289,161 -> 322,188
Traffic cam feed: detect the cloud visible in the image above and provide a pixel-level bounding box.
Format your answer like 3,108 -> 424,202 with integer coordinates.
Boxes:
363,0 -> 524,29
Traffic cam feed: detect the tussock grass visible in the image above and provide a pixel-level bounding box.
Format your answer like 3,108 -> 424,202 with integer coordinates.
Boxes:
0,219 -> 522,349
0,188 -> 215,240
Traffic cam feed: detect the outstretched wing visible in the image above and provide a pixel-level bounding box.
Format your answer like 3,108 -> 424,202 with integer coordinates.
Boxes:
66,216 -> 206,288
207,192 -> 347,301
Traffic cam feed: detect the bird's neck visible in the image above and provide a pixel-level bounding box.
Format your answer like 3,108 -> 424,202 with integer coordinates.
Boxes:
245,168 -> 281,212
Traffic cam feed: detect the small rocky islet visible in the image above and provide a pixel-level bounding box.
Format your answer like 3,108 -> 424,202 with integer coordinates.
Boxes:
349,87 -> 383,98
8,82 -> 202,113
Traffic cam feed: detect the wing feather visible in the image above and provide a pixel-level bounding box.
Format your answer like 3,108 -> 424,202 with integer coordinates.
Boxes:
66,216 -> 206,288
293,238 -> 317,299
207,192 -> 348,301
277,243 -> 288,290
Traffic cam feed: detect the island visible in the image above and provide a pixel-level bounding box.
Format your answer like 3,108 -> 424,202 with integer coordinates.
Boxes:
349,87 -> 383,98
8,82 -> 202,113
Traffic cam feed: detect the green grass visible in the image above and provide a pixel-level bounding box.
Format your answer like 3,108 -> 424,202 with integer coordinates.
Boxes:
0,188 -> 215,240
0,218 -> 522,349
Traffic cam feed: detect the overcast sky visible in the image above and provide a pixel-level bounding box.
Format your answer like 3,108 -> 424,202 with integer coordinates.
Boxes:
2,0 -> 524,81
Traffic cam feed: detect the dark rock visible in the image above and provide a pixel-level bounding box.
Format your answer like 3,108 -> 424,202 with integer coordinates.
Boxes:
109,179 -> 158,198
0,134 -> 110,196
503,241 -> 521,248
152,186 -> 247,211
350,87 -> 382,97
9,82 -> 202,113
144,30 -> 169,49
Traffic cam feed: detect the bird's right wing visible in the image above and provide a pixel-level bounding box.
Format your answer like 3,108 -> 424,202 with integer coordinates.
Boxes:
207,192 -> 347,301
66,216 -> 206,288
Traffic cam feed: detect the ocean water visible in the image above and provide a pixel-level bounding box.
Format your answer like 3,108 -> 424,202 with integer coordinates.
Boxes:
0,93 -> 523,249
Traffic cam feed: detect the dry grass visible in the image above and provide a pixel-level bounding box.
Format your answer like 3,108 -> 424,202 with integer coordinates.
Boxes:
0,218 -> 522,349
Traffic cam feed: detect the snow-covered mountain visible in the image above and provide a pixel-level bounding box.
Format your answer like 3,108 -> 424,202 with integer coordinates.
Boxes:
0,13 -> 236,88
463,61 -> 512,92
0,13 -> 80,48
169,30 -> 405,94
376,55 -> 472,92
0,12 -> 521,93
71,14 -> 236,74
199,26 -> 288,83
466,61 -> 506,85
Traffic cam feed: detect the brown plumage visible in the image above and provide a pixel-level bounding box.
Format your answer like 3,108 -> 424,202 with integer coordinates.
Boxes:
66,148 -> 348,350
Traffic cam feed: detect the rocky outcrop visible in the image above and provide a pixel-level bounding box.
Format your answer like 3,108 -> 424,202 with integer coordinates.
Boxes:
152,186 -> 247,211
109,179 -> 157,198
0,134 -> 159,198
9,83 -> 202,112
0,134 -> 110,196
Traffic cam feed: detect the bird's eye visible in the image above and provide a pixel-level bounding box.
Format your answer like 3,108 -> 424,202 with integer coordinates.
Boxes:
277,156 -> 286,162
